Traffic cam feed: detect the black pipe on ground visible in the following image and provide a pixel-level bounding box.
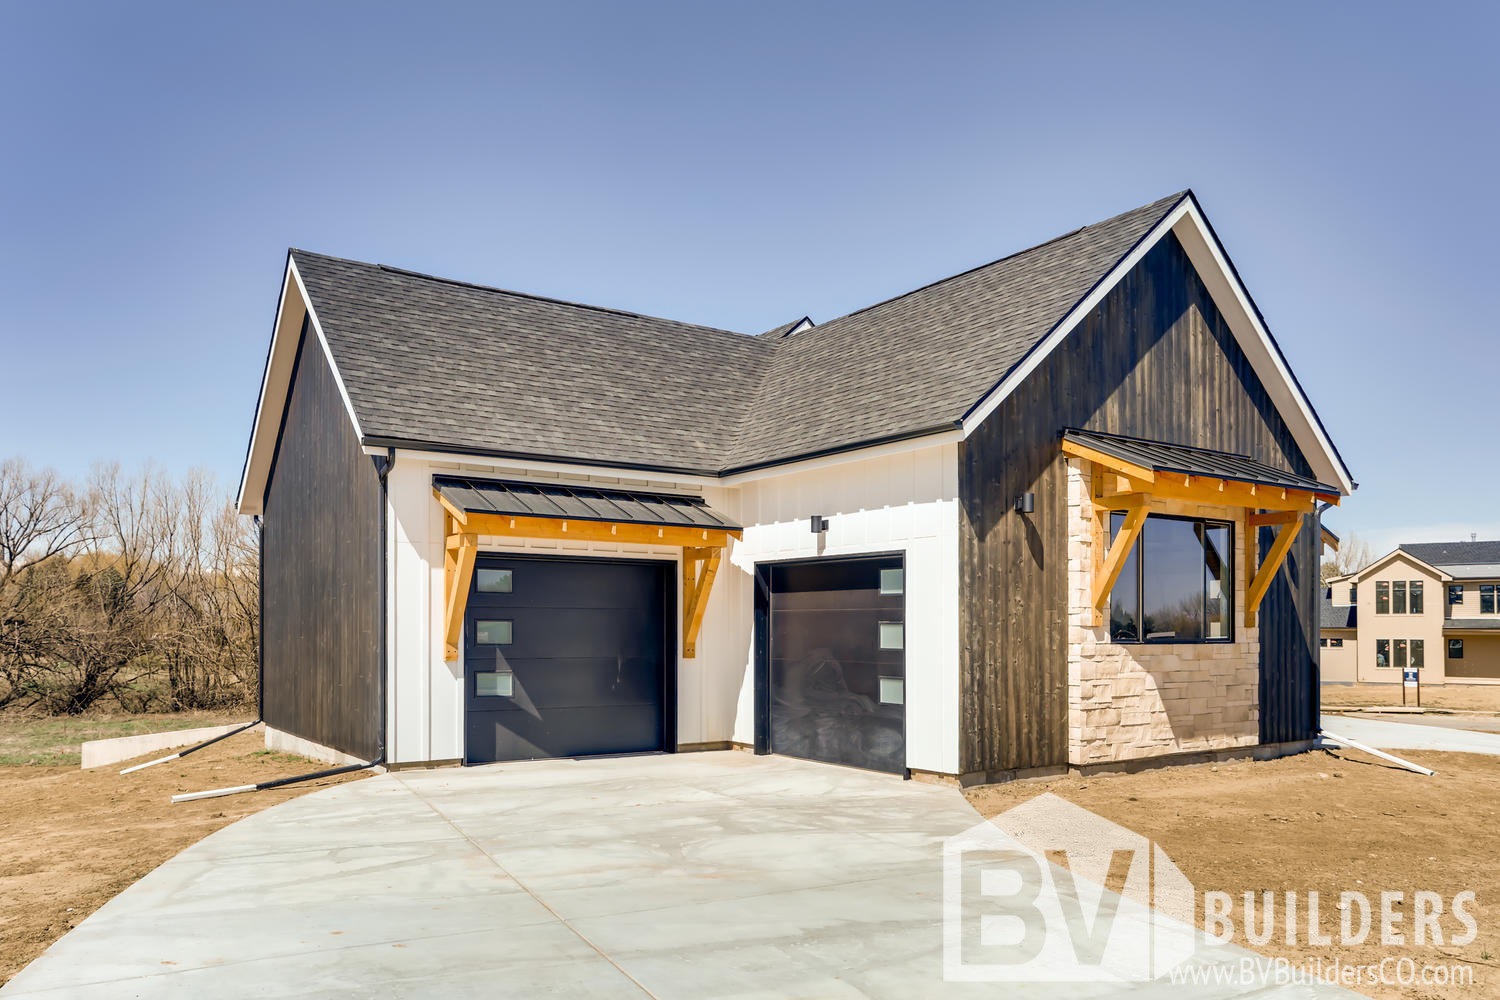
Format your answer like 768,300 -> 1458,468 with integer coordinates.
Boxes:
171,758 -> 383,804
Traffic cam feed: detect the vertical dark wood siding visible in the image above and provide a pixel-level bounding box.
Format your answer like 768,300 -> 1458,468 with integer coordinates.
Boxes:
261,319 -> 382,760
958,232 -> 1321,775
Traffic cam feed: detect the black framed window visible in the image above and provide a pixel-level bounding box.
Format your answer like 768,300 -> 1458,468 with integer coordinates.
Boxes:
1410,582 -> 1423,615
1450,638 -> 1465,659
1394,638 -> 1408,668
1412,639 -> 1424,669
1449,584 -> 1464,606
1330,637 -> 1344,648
1320,637 -> 1328,647
1376,638 -> 1390,667
1107,513 -> 1232,643
1375,582 -> 1390,614
1482,585 -> 1496,615
1349,584 -> 1357,603
1393,581 -> 1407,615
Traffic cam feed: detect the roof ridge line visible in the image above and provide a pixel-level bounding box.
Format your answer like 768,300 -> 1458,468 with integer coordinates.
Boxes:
287,249 -> 754,341
819,190 -> 1188,326
373,262 -> 753,338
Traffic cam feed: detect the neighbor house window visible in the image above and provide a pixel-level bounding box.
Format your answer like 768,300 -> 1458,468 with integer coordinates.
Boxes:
1107,513 -> 1232,643
1393,581 -> 1407,614
1412,639 -> 1424,669
1410,582 -> 1423,614
1450,584 -> 1464,606
1320,638 -> 1328,647
1394,638 -> 1408,669
1329,638 -> 1344,648
1376,639 -> 1390,667
1483,585 -> 1497,614
1450,639 -> 1465,659
1376,582 -> 1390,614
1349,585 -> 1357,604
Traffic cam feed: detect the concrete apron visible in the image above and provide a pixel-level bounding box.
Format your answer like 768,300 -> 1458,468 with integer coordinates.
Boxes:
1320,713 -> 1500,754
2,751 -> 1352,999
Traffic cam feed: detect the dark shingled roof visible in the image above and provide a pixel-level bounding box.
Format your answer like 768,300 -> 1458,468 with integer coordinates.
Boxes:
1063,428 -> 1339,495
1320,594 -> 1357,630
290,191 -> 1189,476
1401,541 -> 1500,570
1446,619 -> 1500,631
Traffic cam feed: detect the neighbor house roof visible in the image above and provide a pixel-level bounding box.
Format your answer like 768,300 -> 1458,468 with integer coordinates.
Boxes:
1399,541 -> 1500,579
1320,594 -> 1357,630
1445,619 -> 1500,631
238,189 -> 1355,513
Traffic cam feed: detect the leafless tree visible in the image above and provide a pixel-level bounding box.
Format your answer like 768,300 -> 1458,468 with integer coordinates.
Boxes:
0,460 -> 258,714
1320,531 -> 1373,583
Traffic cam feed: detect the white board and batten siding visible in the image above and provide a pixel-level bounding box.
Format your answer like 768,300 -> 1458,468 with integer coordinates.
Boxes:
383,443 -> 961,775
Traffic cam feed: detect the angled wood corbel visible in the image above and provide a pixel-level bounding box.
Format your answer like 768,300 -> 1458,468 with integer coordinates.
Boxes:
442,510 -> 478,661
1091,497 -> 1148,614
682,546 -> 723,658
1244,514 -> 1303,628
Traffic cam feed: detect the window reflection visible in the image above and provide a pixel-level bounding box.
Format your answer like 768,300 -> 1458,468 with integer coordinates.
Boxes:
1107,513 -> 1233,644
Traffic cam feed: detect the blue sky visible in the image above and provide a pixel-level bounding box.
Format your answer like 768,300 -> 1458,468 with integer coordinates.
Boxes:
1,2 -> 1495,554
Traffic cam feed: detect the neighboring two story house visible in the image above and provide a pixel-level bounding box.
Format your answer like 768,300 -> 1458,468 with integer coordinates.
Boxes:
1321,540 -> 1500,685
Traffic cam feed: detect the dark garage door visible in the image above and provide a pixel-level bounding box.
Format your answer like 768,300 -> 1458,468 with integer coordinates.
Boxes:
464,555 -> 670,764
766,555 -> 906,774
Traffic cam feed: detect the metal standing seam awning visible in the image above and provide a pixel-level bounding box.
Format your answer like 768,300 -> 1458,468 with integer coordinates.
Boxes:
1059,429 -> 1343,629
432,476 -> 741,661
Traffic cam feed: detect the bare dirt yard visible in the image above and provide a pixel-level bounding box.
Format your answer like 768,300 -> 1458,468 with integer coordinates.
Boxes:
966,748 -> 1500,999
1323,683 -> 1500,713
0,720 -> 370,987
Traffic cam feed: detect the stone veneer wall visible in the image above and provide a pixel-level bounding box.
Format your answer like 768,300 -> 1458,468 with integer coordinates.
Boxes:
1066,459 -> 1260,765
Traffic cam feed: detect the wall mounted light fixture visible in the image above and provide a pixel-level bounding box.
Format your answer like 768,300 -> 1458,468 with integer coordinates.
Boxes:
810,514 -> 830,534
1014,492 -> 1035,514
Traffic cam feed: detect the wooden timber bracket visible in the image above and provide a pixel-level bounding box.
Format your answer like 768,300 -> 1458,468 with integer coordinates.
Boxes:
435,489 -> 738,661
1062,437 -> 1336,631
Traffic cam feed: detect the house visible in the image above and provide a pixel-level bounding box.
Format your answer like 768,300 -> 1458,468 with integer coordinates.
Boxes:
1320,540 -> 1500,685
235,190 -> 1353,784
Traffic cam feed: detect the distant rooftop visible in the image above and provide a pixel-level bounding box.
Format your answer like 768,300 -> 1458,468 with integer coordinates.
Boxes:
1401,540 -> 1500,578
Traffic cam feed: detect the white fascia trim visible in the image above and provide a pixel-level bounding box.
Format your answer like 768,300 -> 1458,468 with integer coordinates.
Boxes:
958,199 -> 1191,440
235,264 -> 300,515
374,448 -> 722,491
957,196 -> 1354,496
235,255 -> 365,516
372,431 -> 960,491
718,430 -> 962,485
1355,548 -> 1451,583
289,258 -> 364,444
371,428 -> 963,490
1172,200 -> 1353,495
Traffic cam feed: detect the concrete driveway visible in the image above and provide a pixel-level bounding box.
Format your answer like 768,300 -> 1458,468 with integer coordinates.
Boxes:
3,751 -> 1346,998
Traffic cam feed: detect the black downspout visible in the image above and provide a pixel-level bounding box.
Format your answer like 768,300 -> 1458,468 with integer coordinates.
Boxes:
375,447 -> 396,766
254,514 -> 264,725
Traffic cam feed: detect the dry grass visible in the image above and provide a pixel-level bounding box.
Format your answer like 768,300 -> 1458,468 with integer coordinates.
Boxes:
0,710 -> 247,766
0,728 -> 370,987
1322,683 -> 1500,713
